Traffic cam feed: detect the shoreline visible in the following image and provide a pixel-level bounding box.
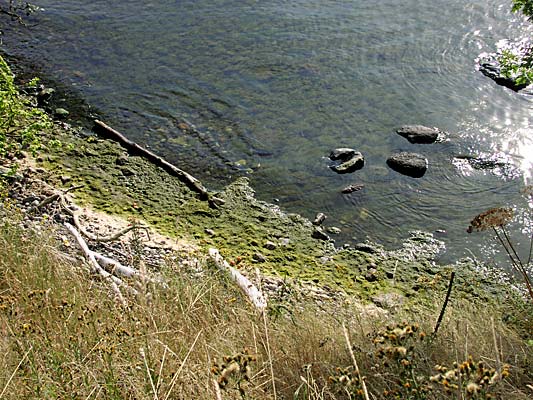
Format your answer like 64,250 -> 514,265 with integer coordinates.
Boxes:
0,51 -> 526,307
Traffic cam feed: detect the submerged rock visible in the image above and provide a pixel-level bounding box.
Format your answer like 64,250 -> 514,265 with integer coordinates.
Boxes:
341,183 -> 365,194
396,125 -> 440,144
386,152 -> 428,178
329,148 -> 357,161
330,152 -> 364,174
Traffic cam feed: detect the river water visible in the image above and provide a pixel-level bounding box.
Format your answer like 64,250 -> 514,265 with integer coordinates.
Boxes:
2,0 -> 533,263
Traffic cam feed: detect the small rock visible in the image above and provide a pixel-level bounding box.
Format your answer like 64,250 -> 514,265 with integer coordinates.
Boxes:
329,148 -> 357,161
205,228 -> 216,236
326,227 -> 341,234
341,183 -> 364,194
312,228 -> 330,241
264,241 -> 277,250
54,108 -> 70,118
396,125 -> 440,144
120,167 -> 136,177
60,175 -> 72,184
253,253 -> 267,263
372,293 -> 405,309
330,152 -> 364,174
280,238 -> 290,246
365,268 -> 378,282
116,155 -> 128,166
354,243 -> 380,254
386,152 -> 428,178
37,87 -> 55,105
313,212 -> 327,226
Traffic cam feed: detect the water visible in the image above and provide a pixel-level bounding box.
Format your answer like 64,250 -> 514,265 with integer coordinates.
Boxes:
2,0 -> 533,263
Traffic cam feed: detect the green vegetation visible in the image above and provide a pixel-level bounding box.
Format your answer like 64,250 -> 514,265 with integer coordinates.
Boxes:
0,55 -> 51,166
512,0 -> 533,20
496,1 -> 533,86
0,204 -> 531,399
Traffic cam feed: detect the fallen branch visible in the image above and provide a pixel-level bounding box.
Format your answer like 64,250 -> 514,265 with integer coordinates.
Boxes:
94,119 -> 225,208
209,248 -> 267,312
92,252 -> 166,288
64,222 -> 136,305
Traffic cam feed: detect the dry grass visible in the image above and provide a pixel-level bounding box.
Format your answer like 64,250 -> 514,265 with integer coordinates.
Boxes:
0,207 -> 532,399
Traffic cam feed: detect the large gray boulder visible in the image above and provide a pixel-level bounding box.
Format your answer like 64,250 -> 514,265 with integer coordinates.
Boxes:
396,125 -> 440,144
387,152 -> 428,178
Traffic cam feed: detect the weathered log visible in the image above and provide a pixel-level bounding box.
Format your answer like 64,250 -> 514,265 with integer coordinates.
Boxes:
93,119 -> 224,208
209,248 -> 267,311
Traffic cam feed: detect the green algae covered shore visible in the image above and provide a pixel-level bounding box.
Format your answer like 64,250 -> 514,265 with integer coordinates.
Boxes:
0,52 -> 519,309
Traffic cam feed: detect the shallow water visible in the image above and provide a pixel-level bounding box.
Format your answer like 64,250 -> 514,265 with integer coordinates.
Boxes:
2,0 -> 533,263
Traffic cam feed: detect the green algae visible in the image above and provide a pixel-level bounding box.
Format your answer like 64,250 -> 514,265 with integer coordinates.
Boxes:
36,127 -> 512,306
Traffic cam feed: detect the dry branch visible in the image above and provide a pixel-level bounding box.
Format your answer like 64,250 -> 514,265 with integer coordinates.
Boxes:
64,222 -> 134,305
93,119 -> 225,208
208,248 -> 267,311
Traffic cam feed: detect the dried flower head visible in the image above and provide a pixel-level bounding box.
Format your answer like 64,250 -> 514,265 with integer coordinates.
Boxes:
467,207 -> 513,233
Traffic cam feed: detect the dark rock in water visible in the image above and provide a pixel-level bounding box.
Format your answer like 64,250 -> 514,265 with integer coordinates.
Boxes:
477,39 -> 532,93
341,183 -> 364,194
396,125 -> 440,144
313,212 -> 327,226
453,155 -> 511,171
329,148 -> 357,161
386,152 -> 428,178
330,152 -> 364,174
478,58 -> 527,91
312,227 -> 330,241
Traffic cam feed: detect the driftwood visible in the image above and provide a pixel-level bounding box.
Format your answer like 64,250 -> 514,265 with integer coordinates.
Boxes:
64,222 -> 133,305
93,120 -> 225,208
209,248 -> 267,312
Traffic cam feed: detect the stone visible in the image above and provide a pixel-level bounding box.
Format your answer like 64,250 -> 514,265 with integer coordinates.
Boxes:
54,108 -> 70,118
329,148 -> 357,161
354,242 -> 381,254
37,87 -> 55,105
478,56 -> 528,92
264,241 -> 277,250
341,183 -> 364,194
386,152 -> 428,178
252,253 -> 267,263
326,227 -> 341,234
116,155 -> 128,166
313,212 -> 326,226
372,293 -> 405,309
396,125 -> 440,144
60,175 -> 72,184
311,228 -> 330,241
365,268 -> 378,282
330,152 -> 364,174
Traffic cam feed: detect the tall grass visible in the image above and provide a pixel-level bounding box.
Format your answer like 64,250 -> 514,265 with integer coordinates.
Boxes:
0,204 -> 532,399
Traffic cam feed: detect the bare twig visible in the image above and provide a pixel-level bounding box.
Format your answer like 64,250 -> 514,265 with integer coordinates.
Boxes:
342,323 -> 370,400
433,271 -> 455,335
0,345 -> 32,399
